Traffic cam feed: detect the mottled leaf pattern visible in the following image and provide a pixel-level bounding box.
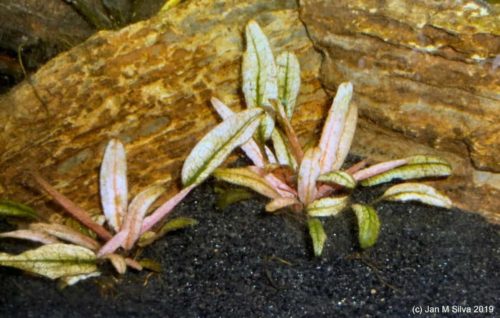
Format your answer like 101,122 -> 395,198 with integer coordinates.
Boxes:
242,20 -> 278,141
360,161 -> 452,186
182,108 -> 263,186
0,244 -> 97,280
306,196 -> 349,217
122,186 -> 165,250
271,129 -> 297,171
318,82 -> 355,173
381,183 -> 453,208
100,139 -> 128,232
298,147 -> 322,205
277,52 -> 300,119
317,171 -> 356,189
210,97 -> 265,167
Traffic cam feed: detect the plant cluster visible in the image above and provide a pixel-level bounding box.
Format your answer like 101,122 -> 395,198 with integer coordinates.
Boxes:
0,20 -> 453,285
207,21 -> 453,256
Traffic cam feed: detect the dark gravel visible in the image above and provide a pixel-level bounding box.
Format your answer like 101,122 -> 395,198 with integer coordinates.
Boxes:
0,180 -> 499,317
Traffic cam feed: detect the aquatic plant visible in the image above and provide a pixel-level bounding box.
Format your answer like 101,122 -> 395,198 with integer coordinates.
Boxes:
207,21 -> 453,256
0,110 -> 264,285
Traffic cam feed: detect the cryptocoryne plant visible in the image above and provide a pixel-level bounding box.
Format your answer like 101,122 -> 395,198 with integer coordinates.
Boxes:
207,21 -> 453,256
0,110 -> 265,285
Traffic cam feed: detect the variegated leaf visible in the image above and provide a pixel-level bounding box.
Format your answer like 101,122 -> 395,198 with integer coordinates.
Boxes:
242,20 -> 278,109
265,197 -> 301,212
307,218 -> 327,257
277,52 -> 301,119
30,223 -> 100,251
242,20 -> 278,141
352,204 -> 380,249
0,243 -> 97,280
214,167 -> 280,199
0,200 -> 38,220
122,186 -> 165,250
359,162 -> 452,186
318,82 -> 355,173
271,129 -> 298,171
317,171 -> 356,189
353,159 -> 408,181
405,155 -> 449,165
210,97 -> 265,167
381,183 -> 453,208
100,139 -> 128,232
182,108 -> 263,186
298,147 -> 322,205
306,196 -> 349,217
0,230 -> 60,245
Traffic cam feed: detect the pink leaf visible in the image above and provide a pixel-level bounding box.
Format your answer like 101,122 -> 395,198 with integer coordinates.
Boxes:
121,186 -> 164,250
33,173 -> 112,241
97,230 -> 127,257
0,229 -> 60,245
298,147 -> 322,205
352,159 -> 408,181
140,185 -> 196,234
100,139 -> 128,232
30,223 -> 100,251
318,82 -> 354,173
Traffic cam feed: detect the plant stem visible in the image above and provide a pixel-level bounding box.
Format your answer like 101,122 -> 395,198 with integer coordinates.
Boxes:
32,172 -> 113,241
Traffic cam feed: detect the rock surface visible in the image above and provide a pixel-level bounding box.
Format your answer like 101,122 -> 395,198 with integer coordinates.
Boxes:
0,0 -> 498,223
0,0 -> 328,217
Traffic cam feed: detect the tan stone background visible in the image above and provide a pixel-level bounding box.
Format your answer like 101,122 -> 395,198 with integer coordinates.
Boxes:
0,0 -> 498,222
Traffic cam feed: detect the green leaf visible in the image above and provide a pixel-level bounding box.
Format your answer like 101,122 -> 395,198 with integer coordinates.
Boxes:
215,187 -> 255,210
138,217 -> 198,247
360,162 -> 452,186
242,20 -> 278,141
0,200 -> 38,220
307,218 -> 327,257
138,258 -> 162,272
352,204 -> 380,249
277,52 -> 301,119
381,183 -> 453,208
317,171 -> 356,189
306,196 -> 349,217
214,167 -> 280,199
0,243 -> 98,280
181,108 -> 263,186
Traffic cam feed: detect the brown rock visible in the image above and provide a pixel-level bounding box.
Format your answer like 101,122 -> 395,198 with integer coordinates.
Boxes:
0,0 -> 328,218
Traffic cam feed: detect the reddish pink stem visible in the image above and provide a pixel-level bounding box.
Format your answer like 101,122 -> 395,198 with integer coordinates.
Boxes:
33,173 -> 112,241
